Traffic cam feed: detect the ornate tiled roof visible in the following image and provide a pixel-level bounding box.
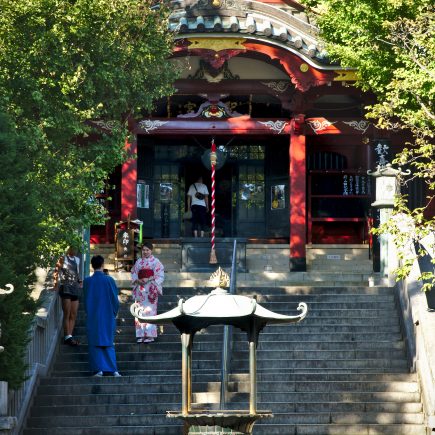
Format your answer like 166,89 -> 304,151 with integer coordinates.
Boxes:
169,0 -> 330,65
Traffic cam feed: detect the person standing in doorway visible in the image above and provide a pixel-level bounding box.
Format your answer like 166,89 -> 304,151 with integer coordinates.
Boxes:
54,247 -> 82,346
131,241 -> 164,343
83,255 -> 121,377
187,176 -> 209,237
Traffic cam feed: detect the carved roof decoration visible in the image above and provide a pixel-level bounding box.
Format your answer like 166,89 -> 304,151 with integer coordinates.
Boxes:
169,0 -> 331,67
177,100 -> 243,118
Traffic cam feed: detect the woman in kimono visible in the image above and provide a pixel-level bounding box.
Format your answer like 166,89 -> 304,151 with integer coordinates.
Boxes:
131,241 -> 164,343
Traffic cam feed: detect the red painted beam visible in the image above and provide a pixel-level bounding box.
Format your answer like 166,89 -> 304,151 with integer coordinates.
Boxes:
289,116 -> 307,271
131,117 -> 372,136
121,138 -> 137,221
133,117 -> 292,135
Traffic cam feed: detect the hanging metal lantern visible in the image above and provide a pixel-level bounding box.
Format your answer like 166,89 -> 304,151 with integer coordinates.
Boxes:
201,148 -> 227,170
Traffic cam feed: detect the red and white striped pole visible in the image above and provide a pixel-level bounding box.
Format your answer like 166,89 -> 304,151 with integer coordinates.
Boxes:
209,139 -> 217,264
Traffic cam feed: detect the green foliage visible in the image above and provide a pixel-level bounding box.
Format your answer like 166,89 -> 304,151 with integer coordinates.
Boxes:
302,0 -> 435,287
0,113 -> 40,388
0,0 -> 176,261
0,0 -> 177,387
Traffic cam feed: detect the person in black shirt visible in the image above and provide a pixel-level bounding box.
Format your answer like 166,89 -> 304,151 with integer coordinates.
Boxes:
187,176 -> 209,237
54,247 -> 82,346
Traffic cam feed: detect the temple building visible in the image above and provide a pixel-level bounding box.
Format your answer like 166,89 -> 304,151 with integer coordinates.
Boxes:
89,0 -> 429,271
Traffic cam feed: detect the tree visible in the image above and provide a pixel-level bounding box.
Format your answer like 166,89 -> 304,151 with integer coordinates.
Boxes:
302,0 -> 435,288
0,0 -> 177,387
0,113 -> 40,388
0,0 -> 177,259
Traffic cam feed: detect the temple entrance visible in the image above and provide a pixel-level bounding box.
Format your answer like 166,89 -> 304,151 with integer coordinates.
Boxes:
184,163 -> 237,237
136,135 -> 290,240
184,162 -> 236,238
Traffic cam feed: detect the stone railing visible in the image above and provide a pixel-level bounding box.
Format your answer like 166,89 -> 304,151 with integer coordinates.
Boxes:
1,284 -> 16,431
2,270 -> 63,434
393,235 -> 435,431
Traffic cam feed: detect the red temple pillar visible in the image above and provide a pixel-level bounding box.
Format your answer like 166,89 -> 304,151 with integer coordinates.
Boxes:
289,115 -> 307,271
121,137 -> 138,221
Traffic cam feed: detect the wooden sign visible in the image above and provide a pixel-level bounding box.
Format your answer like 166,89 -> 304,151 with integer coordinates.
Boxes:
116,229 -> 135,260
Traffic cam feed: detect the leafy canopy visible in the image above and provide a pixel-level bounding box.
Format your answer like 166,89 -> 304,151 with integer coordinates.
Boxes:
0,0 -> 177,387
0,113 -> 41,388
302,0 -> 435,288
0,0 -> 177,260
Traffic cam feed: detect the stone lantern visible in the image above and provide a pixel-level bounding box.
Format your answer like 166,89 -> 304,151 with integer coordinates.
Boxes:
368,163 -> 405,208
130,268 -> 308,434
367,164 -> 410,277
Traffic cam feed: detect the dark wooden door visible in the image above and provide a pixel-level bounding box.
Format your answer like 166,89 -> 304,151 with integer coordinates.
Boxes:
137,140 -> 154,238
265,140 -> 289,238
237,161 -> 266,237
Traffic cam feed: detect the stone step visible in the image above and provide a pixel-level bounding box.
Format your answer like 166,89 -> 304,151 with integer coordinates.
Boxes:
254,423 -> 426,435
307,255 -> 373,262
107,306 -> 401,318
23,423 -> 426,435
51,367 -> 413,379
37,380 -> 420,396
52,357 -> 409,373
77,319 -> 398,331
39,371 -> 418,386
23,426 -> 182,435
119,285 -> 391,295
70,323 -> 403,336
24,410 -> 424,428
113,302 -> 398,313
30,400 -> 423,417
55,340 -> 405,355
108,272 -> 379,287
22,424 -> 427,435
113,295 -> 397,304
308,265 -> 374,273
115,279 -> 376,288
118,309 -> 400,319
97,307 -> 400,320
31,389 -> 422,407
54,348 -> 408,365
23,281 -> 423,435
62,330 -> 404,342
85,318 -> 403,328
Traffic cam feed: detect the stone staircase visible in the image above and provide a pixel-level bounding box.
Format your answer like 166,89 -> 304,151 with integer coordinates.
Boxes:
22,278 -> 426,434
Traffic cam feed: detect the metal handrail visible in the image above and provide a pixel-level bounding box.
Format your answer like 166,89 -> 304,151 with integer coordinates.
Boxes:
7,270 -> 63,434
219,239 -> 237,409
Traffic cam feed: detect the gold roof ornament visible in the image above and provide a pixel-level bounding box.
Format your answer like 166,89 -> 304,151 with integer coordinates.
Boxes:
187,37 -> 246,52
209,267 -> 230,289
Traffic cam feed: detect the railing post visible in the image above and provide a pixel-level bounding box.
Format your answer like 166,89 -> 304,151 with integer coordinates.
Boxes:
219,240 -> 237,410
249,339 -> 257,415
181,333 -> 191,416
0,381 -> 8,416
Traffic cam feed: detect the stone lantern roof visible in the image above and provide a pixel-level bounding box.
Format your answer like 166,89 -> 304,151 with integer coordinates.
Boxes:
130,279 -> 307,339
367,163 -> 410,178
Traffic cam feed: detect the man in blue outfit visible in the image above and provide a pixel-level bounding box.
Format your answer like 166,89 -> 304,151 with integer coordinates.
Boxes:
84,255 -> 121,377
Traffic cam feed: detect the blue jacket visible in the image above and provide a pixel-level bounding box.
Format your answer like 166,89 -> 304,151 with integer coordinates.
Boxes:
84,271 -> 119,346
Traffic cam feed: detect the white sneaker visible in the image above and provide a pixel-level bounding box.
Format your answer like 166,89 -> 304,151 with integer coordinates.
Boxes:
93,371 -> 103,377
113,371 -> 122,377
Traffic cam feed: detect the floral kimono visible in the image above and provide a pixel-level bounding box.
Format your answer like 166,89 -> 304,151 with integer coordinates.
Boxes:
131,255 -> 164,340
